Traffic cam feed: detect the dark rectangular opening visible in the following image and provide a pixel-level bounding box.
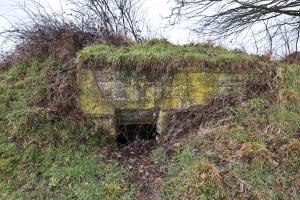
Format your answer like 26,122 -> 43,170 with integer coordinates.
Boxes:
116,124 -> 158,145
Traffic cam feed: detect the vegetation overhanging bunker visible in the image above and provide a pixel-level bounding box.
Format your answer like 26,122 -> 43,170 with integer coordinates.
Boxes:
76,41 -> 265,140
76,40 -> 260,75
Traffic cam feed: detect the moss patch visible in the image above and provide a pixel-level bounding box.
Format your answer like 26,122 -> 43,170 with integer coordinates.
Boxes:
78,69 -> 228,116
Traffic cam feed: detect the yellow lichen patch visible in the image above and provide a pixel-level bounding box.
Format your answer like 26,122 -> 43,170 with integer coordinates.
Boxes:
92,117 -> 116,136
160,97 -> 183,109
157,110 -> 170,135
78,70 -> 114,115
159,71 -> 219,109
79,70 -> 221,114
77,67 -> 242,135
79,96 -> 114,115
238,142 -> 272,163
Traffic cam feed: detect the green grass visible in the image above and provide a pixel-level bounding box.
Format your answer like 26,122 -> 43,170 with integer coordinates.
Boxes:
161,63 -> 300,199
0,56 -> 133,200
76,40 -> 256,73
152,147 -> 167,162
1,145 -> 131,200
1,41 -> 299,199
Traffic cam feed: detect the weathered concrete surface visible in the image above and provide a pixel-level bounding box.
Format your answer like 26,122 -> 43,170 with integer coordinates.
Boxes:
78,68 -> 244,136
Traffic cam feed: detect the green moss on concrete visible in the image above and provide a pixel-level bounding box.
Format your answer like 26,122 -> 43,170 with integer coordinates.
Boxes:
78,70 -> 115,116
157,110 -> 169,135
79,70 -> 221,118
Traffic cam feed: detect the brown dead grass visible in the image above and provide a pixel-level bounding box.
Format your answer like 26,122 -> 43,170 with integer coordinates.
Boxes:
184,161 -> 225,199
164,95 -> 240,142
238,142 -> 272,163
277,89 -> 300,105
285,139 -> 300,156
284,52 -> 300,65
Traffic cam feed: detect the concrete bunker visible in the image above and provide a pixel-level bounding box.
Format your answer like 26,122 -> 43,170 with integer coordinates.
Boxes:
76,43 -> 250,145
78,68 -> 245,145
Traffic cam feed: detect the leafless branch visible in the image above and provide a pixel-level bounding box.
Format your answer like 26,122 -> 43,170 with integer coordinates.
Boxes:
168,0 -> 300,56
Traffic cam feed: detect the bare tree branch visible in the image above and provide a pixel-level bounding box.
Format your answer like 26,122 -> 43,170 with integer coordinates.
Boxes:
168,0 -> 300,56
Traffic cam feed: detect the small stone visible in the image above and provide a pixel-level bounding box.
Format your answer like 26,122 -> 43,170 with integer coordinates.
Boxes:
174,143 -> 180,147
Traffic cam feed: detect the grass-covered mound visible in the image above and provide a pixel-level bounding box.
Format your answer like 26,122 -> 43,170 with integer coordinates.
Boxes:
77,39 -> 258,73
0,56 -> 133,199
0,38 -> 299,199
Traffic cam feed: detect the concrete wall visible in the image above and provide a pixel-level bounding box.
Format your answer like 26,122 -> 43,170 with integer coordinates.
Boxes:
78,68 -> 245,136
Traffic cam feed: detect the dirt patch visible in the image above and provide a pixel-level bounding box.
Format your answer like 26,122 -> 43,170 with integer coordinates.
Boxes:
110,140 -> 165,199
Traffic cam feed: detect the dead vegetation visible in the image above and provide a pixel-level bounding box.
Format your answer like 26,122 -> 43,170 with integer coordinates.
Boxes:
285,139 -> 300,156
238,142 -> 272,164
164,95 -> 240,142
0,22 -> 137,119
25,29 -> 97,118
185,161 -> 224,199
284,52 -> 300,64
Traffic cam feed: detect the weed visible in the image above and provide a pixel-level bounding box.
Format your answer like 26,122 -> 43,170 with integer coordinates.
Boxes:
0,143 -> 21,174
103,183 -> 124,199
277,89 -> 299,105
185,161 -> 224,199
284,52 -> 300,64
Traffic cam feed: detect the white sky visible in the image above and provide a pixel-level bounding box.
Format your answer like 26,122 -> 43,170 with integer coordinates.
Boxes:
0,0 -> 277,55
0,0 -> 197,48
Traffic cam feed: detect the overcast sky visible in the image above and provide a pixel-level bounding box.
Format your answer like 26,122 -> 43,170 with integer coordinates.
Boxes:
0,0 -> 272,55
0,0 -> 199,48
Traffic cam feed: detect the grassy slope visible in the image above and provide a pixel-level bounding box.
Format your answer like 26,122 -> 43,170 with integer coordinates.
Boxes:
0,57 -> 133,199
160,63 -> 300,199
0,41 -> 299,199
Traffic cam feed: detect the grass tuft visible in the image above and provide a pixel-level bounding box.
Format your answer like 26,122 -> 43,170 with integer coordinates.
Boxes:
285,139 -> 300,156
185,161 -> 224,199
238,142 -> 272,163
